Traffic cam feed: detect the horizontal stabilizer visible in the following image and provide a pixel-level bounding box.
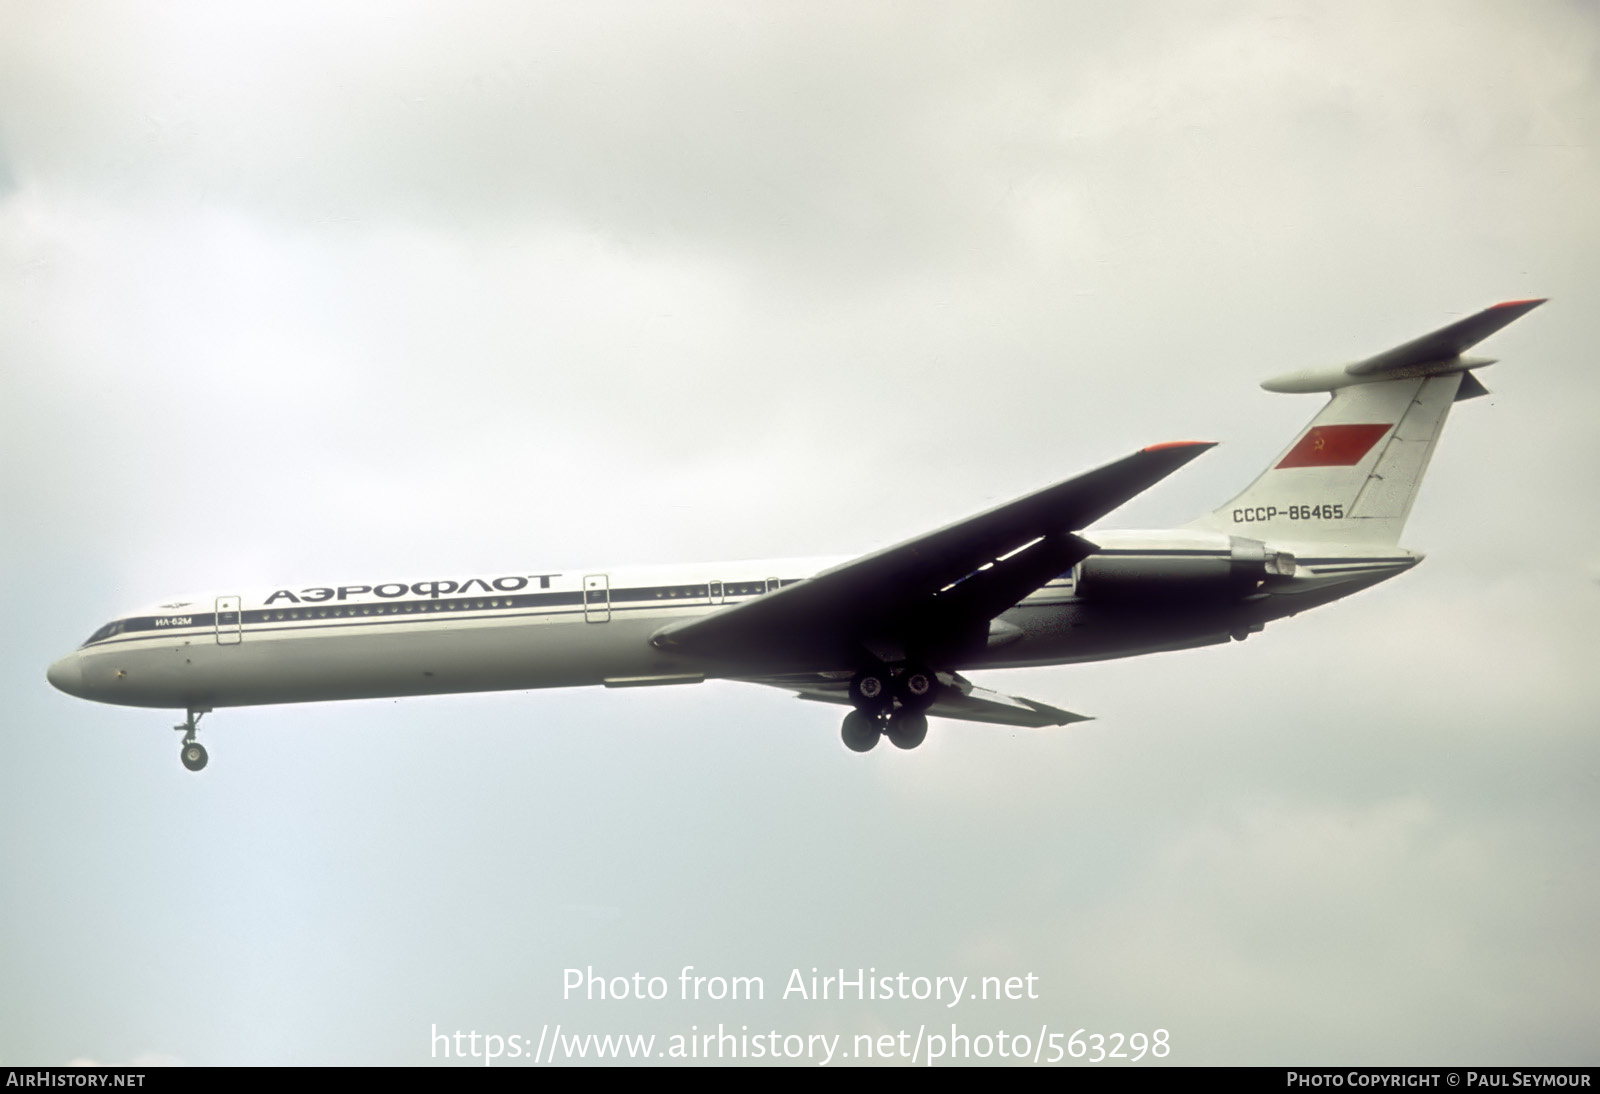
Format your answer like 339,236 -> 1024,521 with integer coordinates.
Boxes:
1193,299 -> 1544,545
1262,299 -> 1545,394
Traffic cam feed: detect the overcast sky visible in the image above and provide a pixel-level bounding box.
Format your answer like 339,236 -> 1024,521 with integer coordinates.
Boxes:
3,0 -> 1597,1066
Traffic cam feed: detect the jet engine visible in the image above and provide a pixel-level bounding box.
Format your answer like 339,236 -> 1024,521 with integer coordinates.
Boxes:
1075,537 -> 1295,604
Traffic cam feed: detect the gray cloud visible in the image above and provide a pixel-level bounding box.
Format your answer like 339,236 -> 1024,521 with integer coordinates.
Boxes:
3,0 -> 1598,1065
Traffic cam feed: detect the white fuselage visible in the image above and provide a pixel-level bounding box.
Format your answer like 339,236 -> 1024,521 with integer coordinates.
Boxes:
46,530 -> 1417,712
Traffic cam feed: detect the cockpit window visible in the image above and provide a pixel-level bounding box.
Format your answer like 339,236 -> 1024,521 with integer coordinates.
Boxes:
82,620 -> 127,647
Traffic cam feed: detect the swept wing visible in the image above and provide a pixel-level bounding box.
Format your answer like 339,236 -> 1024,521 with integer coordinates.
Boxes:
758,670 -> 1091,728
650,442 -> 1213,668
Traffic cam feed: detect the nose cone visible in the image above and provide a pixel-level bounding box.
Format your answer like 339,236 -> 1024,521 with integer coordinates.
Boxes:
47,655 -> 85,698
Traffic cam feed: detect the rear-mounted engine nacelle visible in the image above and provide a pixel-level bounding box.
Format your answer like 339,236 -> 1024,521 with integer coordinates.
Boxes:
1075,537 -> 1294,604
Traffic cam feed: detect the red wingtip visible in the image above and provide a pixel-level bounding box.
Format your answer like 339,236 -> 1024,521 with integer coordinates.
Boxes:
1141,440 -> 1214,453
1493,298 -> 1548,308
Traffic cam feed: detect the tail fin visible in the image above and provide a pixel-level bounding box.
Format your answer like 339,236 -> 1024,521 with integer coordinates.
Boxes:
1190,300 -> 1544,546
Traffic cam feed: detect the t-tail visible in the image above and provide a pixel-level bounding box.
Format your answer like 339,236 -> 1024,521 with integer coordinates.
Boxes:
1190,300 -> 1545,546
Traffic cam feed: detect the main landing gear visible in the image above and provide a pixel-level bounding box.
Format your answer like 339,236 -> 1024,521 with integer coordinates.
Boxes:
175,708 -> 211,772
840,666 -> 936,753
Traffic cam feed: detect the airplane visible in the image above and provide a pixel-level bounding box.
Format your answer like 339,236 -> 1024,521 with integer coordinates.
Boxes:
46,300 -> 1544,771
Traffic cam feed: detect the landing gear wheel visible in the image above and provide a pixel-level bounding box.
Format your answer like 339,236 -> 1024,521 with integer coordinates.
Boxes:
180,742 -> 209,772
841,709 -> 882,753
848,669 -> 892,713
174,708 -> 210,772
885,710 -> 928,750
896,666 -> 937,710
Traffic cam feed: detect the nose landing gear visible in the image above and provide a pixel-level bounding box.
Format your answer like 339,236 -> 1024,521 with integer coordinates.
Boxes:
174,708 -> 211,772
